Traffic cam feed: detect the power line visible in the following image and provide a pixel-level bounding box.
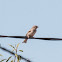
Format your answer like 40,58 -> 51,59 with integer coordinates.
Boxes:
0,45 -> 31,62
0,35 -> 62,40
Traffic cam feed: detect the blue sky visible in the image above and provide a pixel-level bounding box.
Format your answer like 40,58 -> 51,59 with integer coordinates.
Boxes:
0,0 -> 62,62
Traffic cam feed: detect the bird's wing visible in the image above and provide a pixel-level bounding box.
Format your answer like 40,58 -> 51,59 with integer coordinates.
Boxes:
26,30 -> 31,36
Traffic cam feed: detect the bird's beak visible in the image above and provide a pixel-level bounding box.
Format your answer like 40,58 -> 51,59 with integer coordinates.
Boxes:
37,26 -> 38,28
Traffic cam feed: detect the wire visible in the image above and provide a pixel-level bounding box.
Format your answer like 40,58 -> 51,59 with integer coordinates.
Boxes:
0,45 -> 31,62
0,35 -> 62,40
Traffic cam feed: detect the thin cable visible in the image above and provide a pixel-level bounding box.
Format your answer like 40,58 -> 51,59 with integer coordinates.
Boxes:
0,35 -> 62,40
0,45 -> 31,62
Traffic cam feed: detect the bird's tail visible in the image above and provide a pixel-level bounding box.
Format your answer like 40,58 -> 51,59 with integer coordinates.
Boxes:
22,38 -> 28,43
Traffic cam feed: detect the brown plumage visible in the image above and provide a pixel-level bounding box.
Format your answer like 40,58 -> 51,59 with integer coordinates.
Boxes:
22,25 -> 38,43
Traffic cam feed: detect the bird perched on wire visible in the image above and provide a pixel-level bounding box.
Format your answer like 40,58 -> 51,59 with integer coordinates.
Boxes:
22,25 -> 38,43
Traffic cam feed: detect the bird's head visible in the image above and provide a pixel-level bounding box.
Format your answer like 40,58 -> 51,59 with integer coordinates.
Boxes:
32,25 -> 38,29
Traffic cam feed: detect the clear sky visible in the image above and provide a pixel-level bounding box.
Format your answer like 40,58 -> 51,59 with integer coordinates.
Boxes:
0,0 -> 62,62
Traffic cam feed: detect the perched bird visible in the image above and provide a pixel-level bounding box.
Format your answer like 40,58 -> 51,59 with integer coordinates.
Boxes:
22,25 -> 38,43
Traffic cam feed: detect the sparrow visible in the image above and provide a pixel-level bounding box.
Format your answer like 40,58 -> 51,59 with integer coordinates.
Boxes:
22,25 -> 38,43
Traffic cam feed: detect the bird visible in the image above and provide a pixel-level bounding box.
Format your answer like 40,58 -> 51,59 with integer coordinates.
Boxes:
22,25 -> 38,43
